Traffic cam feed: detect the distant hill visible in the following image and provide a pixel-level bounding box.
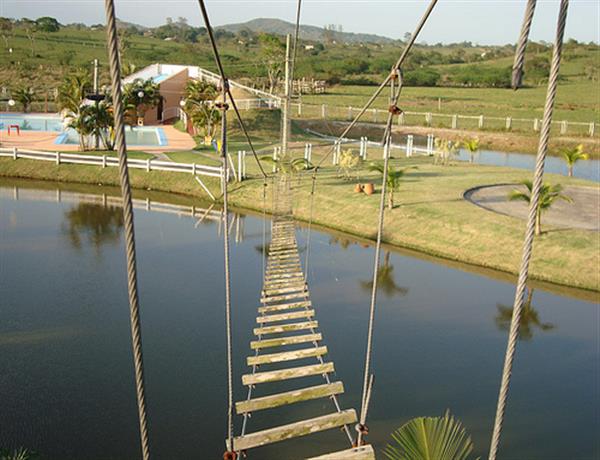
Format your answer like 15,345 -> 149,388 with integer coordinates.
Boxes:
216,18 -> 395,44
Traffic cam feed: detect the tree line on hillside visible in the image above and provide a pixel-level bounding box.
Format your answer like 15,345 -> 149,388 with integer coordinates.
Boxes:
1,15 -> 598,92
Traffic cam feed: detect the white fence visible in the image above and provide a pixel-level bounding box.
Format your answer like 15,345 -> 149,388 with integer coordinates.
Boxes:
0,147 -> 223,177
289,102 -> 598,138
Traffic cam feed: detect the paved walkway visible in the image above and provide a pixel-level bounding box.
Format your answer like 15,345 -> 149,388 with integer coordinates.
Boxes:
465,184 -> 599,231
0,125 -> 195,152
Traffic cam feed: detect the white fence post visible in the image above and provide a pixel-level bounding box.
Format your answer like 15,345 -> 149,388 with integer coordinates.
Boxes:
102,154 -> 107,168
192,162 -> 197,176
560,120 -> 567,134
237,151 -> 242,181
506,117 -> 512,131
427,134 -> 434,155
452,114 -> 458,129
407,135 -> 414,157
146,158 -> 151,172
298,102 -> 302,116
426,112 -> 432,126
478,115 -> 484,129
321,104 -> 326,118
56,151 -> 60,165
533,118 -> 539,132
373,109 -> 378,123
589,122 -> 595,137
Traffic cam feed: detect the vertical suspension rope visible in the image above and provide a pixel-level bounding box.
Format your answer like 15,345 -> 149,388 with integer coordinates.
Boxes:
219,82 -> 235,454
512,0 -> 538,89
303,175 -> 316,282
488,2 -> 569,459
103,1 -> 150,458
357,73 -> 400,446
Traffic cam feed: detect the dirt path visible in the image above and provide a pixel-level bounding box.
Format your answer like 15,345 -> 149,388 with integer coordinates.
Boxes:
465,184 -> 599,231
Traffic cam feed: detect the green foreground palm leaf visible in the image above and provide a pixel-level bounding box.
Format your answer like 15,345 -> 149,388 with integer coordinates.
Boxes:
384,412 -> 474,460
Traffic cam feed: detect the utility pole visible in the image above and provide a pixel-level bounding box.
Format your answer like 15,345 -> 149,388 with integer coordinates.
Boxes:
281,34 -> 291,159
93,59 -> 100,149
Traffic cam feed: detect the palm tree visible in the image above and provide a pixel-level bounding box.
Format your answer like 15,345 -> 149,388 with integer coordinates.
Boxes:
462,137 -> 479,163
368,162 -> 413,209
182,79 -> 221,140
261,156 -> 313,175
57,69 -> 92,114
384,412 -> 474,460
495,288 -> 554,341
508,180 -> 573,235
560,144 -> 589,177
122,78 -> 161,122
360,251 -> 408,298
14,87 -> 34,113
66,105 -> 95,151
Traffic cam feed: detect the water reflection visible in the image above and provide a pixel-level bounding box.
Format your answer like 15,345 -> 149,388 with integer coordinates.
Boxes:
360,251 -> 409,298
495,288 -> 555,341
63,203 -> 123,250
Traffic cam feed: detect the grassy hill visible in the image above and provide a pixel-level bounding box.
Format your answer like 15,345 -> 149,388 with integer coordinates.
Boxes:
216,18 -> 394,44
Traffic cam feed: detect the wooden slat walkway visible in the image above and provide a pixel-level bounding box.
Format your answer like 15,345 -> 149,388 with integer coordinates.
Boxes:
230,177 -> 373,459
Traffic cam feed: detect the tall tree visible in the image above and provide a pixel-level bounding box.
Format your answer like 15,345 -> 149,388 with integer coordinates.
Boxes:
259,34 -> 285,94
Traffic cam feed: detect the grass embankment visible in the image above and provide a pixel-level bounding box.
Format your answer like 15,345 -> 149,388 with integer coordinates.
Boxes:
1,152 -> 598,292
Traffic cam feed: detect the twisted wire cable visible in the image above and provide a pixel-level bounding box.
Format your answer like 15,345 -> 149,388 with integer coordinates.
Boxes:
103,1 -> 150,458
356,74 -> 402,447
512,0 -> 538,89
488,2 -> 569,458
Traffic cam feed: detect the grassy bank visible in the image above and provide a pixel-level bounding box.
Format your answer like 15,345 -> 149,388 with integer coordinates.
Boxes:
1,154 -> 598,292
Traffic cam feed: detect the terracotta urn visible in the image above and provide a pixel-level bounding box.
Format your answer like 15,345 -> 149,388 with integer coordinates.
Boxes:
363,183 -> 375,195
354,183 -> 364,193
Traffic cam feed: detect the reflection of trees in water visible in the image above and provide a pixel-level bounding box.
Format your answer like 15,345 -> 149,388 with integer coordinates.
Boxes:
64,203 -> 123,250
329,236 -> 354,250
361,251 -> 408,298
495,288 -> 555,341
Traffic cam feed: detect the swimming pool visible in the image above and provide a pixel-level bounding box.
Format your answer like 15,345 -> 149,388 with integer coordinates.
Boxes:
0,113 -> 64,132
55,127 -> 168,147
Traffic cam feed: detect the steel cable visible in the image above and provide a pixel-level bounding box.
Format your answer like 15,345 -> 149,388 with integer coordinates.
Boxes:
488,2 -> 569,458
512,0 -> 538,89
103,1 -> 150,458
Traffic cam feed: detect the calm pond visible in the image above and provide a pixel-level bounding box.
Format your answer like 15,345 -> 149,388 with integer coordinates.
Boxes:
1,179 -> 598,459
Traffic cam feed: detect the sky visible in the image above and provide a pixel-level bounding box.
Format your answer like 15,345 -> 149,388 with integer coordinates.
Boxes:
0,0 -> 598,45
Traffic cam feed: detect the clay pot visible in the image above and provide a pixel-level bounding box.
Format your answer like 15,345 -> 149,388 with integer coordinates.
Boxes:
363,183 -> 375,195
354,184 -> 364,193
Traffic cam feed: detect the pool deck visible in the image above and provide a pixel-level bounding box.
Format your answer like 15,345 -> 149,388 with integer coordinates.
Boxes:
0,125 -> 195,153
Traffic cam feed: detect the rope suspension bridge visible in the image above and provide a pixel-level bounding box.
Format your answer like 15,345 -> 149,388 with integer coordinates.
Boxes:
98,0 -> 572,457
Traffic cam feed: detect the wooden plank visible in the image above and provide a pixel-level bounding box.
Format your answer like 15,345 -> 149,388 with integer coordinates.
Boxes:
265,267 -> 302,275
265,271 -> 304,279
306,445 -> 376,460
250,332 -> 321,349
263,277 -> 305,287
247,345 -> 327,365
254,320 -> 318,335
257,310 -> 314,323
262,285 -> 306,296
242,361 -> 333,385
235,381 -> 344,414
258,300 -> 312,313
226,409 -> 357,451
261,291 -> 308,303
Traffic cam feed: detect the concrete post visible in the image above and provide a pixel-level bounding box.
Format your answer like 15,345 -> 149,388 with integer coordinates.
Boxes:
506,117 -> 512,131
589,122 -> 595,137
321,104 -> 326,118
560,120 -> 567,134
452,114 -> 458,129
478,115 -> 484,129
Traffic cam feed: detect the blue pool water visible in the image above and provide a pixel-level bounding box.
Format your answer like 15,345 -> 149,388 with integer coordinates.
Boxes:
55,127 -> 168,147
0,113 -> 63,132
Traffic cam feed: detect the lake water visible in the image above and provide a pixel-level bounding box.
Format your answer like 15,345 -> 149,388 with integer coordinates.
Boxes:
0,180 -> 598,459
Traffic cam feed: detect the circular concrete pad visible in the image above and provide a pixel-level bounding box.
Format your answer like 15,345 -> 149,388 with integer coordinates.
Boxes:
465,184 -> 599,231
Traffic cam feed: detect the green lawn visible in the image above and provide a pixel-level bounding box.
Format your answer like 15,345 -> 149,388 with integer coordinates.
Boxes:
299,81 -> 600,124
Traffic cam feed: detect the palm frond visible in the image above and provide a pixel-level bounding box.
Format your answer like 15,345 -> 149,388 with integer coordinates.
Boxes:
384,412 -> 474,460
